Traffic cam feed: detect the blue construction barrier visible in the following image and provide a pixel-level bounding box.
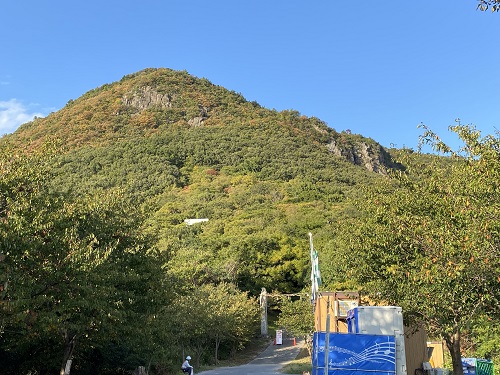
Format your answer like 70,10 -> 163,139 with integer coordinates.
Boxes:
312,332 -> 396,375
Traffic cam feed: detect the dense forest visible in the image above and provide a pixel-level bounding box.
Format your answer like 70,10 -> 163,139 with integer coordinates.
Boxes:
1,68 -> 498,375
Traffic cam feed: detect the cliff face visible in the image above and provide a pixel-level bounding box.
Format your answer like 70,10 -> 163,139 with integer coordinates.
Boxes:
326,138 -> 395,174
122,85 -> 174,110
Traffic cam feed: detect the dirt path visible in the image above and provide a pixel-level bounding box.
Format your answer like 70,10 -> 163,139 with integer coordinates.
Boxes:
197,338 -> 304,375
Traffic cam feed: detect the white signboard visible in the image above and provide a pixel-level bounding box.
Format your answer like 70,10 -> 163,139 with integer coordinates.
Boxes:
276,329 -> 283,345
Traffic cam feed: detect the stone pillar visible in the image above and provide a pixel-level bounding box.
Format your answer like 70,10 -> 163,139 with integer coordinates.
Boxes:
133,366 -> 146,375
259,288 -> 268,337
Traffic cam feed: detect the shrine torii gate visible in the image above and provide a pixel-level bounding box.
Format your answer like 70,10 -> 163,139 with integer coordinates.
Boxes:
258,288 -> 359,336
258,288 -> 309,337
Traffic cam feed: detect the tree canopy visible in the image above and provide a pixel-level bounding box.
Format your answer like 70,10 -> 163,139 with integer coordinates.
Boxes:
0,145 -> 167,374
477,0 -> 500,11
328,123 -> 499,375
0,142 -> 264,374
1,68 -> 499,373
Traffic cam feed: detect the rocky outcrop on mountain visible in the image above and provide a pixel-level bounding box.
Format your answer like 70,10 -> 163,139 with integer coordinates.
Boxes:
122,86 -> 173,111
326,137 -> 396,174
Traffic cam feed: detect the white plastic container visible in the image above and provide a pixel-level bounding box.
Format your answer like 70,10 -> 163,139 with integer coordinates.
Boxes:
347,306 -> 407,375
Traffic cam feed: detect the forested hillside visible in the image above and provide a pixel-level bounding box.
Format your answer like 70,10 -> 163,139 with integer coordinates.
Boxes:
9,68 -> 394,193
0,68 -> 394,374
2,68 -> 395,295
1,68 -> 498,375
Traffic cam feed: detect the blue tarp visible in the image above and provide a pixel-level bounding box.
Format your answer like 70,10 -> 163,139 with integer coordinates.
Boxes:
313,332 -> 396,375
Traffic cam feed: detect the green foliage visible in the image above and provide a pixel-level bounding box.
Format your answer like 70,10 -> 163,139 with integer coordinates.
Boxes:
160,282 -> 259,368
0,146 -> 165,374
4,68 -> 498,373
466,318 -> 500,371
330,124 -> 499,375
276,295 -> 315,354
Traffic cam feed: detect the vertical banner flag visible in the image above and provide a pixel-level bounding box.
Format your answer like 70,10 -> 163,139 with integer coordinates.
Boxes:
309,232 -> 322,303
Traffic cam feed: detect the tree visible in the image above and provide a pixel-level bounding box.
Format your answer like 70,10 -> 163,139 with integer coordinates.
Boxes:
0,146 -> 163,374
477,0 -> 500,11
332,123 -> 499,375
468,318 -> 500,364
276,294 -> 315,354
169,282 -> 259,366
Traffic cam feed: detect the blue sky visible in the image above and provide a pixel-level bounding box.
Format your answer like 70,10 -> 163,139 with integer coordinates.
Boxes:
1,1 -> 499,149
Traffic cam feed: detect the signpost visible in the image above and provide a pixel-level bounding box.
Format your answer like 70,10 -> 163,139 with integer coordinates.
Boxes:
276,329 -> 283,345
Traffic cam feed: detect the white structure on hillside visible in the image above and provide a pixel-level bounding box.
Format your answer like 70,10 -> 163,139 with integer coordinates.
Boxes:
184,218 -> 209,225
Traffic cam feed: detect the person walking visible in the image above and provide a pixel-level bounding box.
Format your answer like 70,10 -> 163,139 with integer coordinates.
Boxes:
182,355 -> 194,375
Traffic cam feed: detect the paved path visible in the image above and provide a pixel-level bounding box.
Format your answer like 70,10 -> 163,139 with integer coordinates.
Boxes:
197,338 -> 304,375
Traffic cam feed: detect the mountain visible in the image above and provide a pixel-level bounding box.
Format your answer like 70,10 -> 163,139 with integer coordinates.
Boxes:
1,67 -> 399,294
5,68 -> 396,172
3,68 -> 499,374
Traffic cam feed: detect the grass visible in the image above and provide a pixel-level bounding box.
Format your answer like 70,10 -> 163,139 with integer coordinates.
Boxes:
280,346 -> 312,374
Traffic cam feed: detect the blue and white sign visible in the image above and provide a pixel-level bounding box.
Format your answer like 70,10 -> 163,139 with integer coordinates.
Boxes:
313,332 -> 396,375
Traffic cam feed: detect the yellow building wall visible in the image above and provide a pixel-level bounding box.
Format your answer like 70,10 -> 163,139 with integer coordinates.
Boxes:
427,341 -> 445,368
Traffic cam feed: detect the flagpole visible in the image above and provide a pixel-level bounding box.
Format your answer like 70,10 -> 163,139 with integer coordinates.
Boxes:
308,232 -> 316,306
309,232 -> 321,304
309,232 -> 329,375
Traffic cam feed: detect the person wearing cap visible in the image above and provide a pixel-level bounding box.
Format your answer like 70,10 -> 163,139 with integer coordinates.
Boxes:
181,355 -> 194,375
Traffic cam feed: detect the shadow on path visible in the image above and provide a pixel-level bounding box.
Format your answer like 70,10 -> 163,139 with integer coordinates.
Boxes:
197,337 -> 304,375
